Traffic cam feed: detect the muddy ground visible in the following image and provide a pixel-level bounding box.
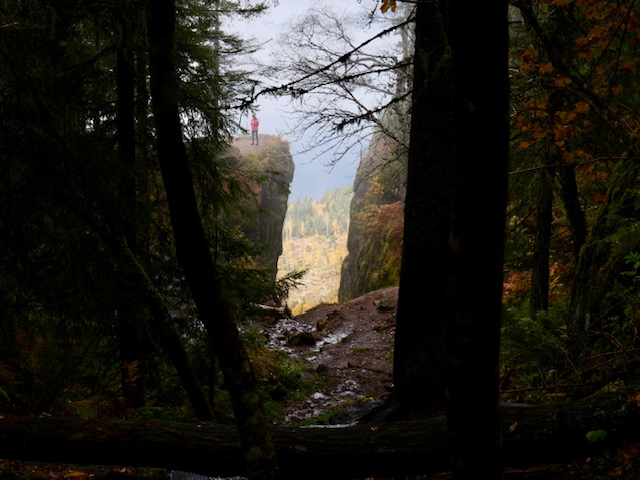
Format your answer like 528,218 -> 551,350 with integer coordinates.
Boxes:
270,286 -> 398,425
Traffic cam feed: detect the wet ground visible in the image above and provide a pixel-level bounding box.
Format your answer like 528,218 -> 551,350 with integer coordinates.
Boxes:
254,287 -> 398,425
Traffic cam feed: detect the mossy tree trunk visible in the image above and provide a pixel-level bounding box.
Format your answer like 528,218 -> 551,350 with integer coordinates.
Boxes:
1,395 -> 637,478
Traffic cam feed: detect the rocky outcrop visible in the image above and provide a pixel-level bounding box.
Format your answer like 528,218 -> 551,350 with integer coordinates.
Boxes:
338,129 -> 406,302
226,135 -> 295,278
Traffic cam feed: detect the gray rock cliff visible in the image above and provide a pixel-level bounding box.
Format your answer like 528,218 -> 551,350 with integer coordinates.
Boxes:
226,135 -> 294,280
338,130 -> 406,302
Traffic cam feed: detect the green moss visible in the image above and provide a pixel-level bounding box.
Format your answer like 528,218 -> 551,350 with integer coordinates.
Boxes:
351,346 -> 370,354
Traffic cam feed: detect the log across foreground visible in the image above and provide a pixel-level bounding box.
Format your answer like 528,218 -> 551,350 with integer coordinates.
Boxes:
0,395 -> 638,479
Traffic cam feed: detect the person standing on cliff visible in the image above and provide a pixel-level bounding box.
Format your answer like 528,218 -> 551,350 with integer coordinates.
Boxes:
251,114 -> 259,145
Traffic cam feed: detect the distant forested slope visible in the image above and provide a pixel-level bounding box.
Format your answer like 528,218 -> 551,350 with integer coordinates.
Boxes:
278,186 -> 353,314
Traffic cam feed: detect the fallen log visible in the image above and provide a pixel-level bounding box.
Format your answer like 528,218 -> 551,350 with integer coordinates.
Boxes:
0,394 -> 637,479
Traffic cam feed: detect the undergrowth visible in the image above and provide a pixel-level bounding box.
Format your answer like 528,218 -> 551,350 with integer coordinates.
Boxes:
501,254 -> 640,404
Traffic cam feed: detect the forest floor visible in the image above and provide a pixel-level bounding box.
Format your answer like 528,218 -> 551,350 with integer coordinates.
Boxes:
270,286 -> 399,426
267,286 -> 640,479
3,286 -> 640,479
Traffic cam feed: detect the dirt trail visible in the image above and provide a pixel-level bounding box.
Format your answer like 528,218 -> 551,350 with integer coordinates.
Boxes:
270,287 -> 398,425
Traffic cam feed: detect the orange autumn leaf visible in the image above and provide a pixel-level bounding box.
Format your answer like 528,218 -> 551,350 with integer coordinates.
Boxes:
622,445 -> 640,459
538,62 -> 553,75
380,0 -> 397,13
573,149 -> 592,160
627,392 -> 640,406
520,50 -> 535,63
584,5 -> 604,21
552,75 -> 572,87
593,193 -> 608,205
574,101 -> 590,113
574,36 -> 591,49
532,123 -> 547,139
596,171 -> 609,183
576,50 -> 591,60
63,471 -> 91,480
619,60 -> 638,74
556,110 -> 578,125
519,50 -> 536,72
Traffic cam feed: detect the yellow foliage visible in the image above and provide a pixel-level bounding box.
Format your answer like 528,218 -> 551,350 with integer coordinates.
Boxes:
278,234 -> 348,313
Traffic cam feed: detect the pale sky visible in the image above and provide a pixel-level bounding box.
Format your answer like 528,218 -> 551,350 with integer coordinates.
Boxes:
228,0 -> 382,201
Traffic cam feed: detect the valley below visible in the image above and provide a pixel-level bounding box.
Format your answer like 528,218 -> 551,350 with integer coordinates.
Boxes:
277,233 -> 348,315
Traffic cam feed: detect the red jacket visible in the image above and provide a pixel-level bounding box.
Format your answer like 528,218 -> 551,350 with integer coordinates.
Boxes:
251,117 -> 259,130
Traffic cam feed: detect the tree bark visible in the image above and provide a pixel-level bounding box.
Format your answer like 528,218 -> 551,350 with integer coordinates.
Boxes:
145,1 -> 279,478
88,217 -> 216,422
446,0 -> 509,478
530,169 -> 553,316
0,396 -> 636,479
558,165 -> 588,258
117,240 -> 216,422
392,0 -> 453,416
116,0 -> 147,412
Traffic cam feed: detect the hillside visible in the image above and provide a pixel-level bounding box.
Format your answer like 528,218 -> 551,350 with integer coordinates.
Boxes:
277,187 -> 352,314
278,233 -> 348,314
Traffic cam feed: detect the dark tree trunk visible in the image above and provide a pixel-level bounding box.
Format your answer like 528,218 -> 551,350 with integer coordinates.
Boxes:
145,1 -> 279,478
446,0 -> 509,478
558,165 -> 588,258
542,8 -> 588,263
530,169 -> 553,316
0,395 -> 636,479
93,224 -> 215,421
392,0 -> 453,417
534,4 -> 588,308
514,1 -> 594,267
115,240 -> 216,421
116,6 -> 146,412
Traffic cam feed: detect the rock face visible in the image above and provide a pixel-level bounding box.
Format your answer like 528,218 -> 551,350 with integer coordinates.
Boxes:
228,135 -> 295,278
338,130 -> 406,302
